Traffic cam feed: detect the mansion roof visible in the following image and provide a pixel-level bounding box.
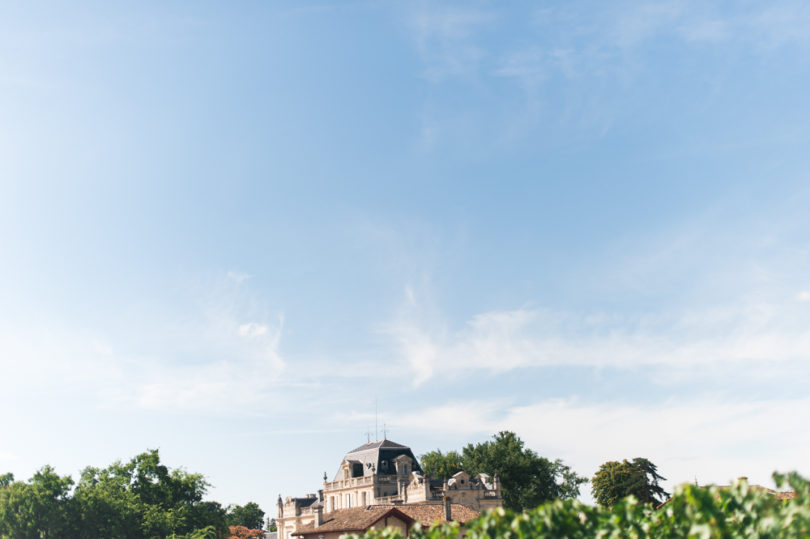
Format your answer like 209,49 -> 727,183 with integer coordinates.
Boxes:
333,439 -> 423,481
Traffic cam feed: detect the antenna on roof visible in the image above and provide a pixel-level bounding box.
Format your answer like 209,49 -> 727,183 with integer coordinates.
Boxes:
383,423 -> 387,440
375,398 -> 379,441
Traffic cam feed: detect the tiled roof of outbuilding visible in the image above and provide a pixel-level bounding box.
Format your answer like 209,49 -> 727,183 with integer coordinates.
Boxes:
398,503 -> 481,525
292,506 -> 414,536
292,503 -> 481,537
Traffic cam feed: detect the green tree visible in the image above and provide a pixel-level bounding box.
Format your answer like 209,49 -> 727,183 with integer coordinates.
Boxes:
187,501 -> 227,535
0,466 -> 75,539
419,450 -> 463,480
0,451 -> 235,538
72,450 -> 224,538
227,501 -> 265,530
461,431 -> 587,511
127,449 -> 212,537
72,462 -> 142,538
0,473 -> 13,488
591,457 -> 669,506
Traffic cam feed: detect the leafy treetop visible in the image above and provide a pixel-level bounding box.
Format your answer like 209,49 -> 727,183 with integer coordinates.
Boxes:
420,431 -> 587,511
591,457 -> 669,507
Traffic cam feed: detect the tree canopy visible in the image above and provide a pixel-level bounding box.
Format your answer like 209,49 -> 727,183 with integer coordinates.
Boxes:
418,450 -> 463,481
226,502 -> 265,530
0,450 -> 265,539
420,431 -> 587,511
591,457 -> 669,506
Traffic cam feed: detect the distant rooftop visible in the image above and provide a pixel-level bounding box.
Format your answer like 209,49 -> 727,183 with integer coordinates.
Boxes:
332,439 -> 422,481
347,439 -> 409,454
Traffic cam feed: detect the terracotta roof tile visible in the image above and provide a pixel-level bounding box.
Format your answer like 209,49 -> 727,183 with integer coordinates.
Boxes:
398,503 -> 480,526
292,503 -> 480,536
293,506 -> 413,536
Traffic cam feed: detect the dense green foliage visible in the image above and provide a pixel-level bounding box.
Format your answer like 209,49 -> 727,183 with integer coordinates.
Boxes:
419,450 -> 463,481
419,431 -> 587,511
0,450 -> 265,539
591,457 -> 669,506
352,473 -> 810,538
226,502 -> 264,530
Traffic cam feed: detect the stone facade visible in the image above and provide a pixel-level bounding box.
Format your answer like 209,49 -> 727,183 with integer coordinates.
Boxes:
277,439 -> 502,539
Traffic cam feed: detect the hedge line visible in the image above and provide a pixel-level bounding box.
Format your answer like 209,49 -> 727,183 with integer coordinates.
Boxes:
352,472 -> 809,538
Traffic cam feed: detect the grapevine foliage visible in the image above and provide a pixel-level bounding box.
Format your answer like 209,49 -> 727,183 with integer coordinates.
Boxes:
351,473 -> 810,538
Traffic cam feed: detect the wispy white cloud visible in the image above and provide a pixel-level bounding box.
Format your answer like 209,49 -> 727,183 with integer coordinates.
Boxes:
238,322 -> 270,337
395,396 -> 810,500
797,291 -> 810,302
408,1 -> 810,146
679,19 -> 728,43
495,47 -> 548,84
0,273 -> 287,415
609,1 -> 685,48
385,291 -> 810,384
408,4 -> 493,82
745,2 -> 810,49
227,270 -> 251,283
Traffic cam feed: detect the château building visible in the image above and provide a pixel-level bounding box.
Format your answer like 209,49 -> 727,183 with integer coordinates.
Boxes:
276,439 -> 502,539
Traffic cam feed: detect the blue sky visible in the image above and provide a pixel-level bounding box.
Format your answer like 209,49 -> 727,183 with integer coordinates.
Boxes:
3,0 -> 810,510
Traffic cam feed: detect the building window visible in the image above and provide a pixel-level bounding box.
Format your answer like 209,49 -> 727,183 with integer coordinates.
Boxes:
362,491 -> 367,505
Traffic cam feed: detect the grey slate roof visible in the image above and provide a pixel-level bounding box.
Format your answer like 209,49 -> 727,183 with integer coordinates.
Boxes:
347,439 -> 409,453
332,439 -> 422,481
291,497 -> 318,508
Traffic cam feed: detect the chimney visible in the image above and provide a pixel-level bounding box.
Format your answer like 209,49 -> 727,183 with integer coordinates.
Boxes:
443,496 -> 451,522
313,502 -> 324,527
